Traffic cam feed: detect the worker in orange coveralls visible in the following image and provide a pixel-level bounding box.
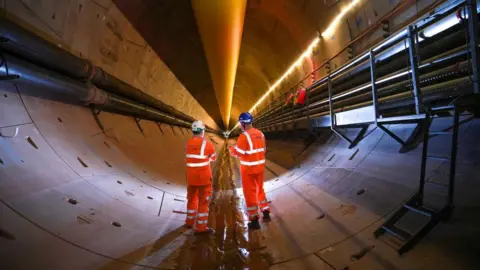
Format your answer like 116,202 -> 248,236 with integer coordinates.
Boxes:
185,120 -> 216,234
229,112 -> 270,230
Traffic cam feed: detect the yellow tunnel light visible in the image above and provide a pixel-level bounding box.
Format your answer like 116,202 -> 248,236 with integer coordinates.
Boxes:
230,0 -> 362,132
192,0 -> 247,129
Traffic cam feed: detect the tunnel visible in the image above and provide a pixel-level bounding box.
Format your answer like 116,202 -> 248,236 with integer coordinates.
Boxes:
1,0 -> 480,269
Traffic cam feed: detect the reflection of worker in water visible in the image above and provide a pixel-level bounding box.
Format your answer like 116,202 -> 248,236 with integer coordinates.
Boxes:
229,112 -> 271,230
185,120 -> 216,234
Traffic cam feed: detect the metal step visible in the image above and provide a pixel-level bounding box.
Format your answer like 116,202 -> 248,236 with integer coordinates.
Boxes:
430,105 -> 455,111
403,204 -> 434,217
381,225 -> 411,241
426,155 -> 450,161
426,180 -> 449,187
429,131 -> 452,135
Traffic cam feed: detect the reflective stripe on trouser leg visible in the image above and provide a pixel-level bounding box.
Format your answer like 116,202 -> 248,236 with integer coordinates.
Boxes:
186,186 -> 199,226
259,199 -> 269,212
256,172 -> 269,212
196,184 -> 211,232
242,172 -> 260,220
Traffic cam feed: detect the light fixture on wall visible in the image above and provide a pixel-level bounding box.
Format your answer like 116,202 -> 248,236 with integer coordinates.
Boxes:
230,0 -> 362,132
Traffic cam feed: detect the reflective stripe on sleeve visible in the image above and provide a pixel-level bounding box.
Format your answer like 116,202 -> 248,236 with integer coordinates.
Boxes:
245,148 -> 265,154
259,200 -> 268,204
187,216 -> 196,219
197,213 -> 208,217
187,210 -> 197,213
235,146 -> 246,154
247,206 -> 258,211
197,220 -> 208,224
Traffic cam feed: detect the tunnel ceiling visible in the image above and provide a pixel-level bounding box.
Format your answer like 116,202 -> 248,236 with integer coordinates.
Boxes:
114,0 -> 328,129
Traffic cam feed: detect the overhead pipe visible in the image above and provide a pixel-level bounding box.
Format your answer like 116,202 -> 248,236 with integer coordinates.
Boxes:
0,52 -> 219,134
192,0 -> 247,128
0,18 -> 218,130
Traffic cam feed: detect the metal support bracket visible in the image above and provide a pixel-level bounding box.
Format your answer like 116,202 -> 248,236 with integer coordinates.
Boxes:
467,0 -> 480,94
170,125 -> 177,135
328,74 -> 366,148
89,104 -> 105,133
370,50 -> 379,125
377,121 -> 425,152
157,123 -> 164,134
135,118 -> 144,135
332,125 -> 369,149
407,25 -> 423,113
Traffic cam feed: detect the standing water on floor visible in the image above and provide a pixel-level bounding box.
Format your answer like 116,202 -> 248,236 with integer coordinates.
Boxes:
158,144 -> 271,269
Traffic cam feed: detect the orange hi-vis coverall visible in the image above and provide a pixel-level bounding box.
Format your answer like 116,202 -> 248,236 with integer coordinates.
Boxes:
185,136 -> 216,232
230,128 -> 269,221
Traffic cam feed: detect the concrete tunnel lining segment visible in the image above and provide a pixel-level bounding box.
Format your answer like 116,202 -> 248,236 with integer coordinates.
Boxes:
1,77 -> 480,268
1,0 -> 480,269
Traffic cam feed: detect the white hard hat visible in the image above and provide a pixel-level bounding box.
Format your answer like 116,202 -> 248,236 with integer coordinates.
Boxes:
191,120 -> 206,132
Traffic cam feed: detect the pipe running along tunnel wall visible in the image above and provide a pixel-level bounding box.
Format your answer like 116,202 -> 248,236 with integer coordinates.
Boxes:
1,0 -> 480,269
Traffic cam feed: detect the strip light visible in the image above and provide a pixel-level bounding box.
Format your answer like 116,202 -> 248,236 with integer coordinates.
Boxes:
230,0 -> 362,132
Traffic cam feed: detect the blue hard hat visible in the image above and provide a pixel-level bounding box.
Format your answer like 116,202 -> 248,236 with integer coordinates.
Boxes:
239,112 -> 253,123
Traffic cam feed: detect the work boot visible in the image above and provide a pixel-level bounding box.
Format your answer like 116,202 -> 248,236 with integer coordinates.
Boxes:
248,218 -> 261,230
262,210 -> 271,221
194,228 -> 214,235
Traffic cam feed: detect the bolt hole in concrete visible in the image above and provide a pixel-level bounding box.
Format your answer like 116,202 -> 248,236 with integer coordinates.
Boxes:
350,245 -> 375,261
104,141 -> 111,149
51,13 -> 56,20
25,136 -> 38,149
67,198 -> 78,205
317,213 -> 326,220
147,196 -> 153,200
57,117 -> 63,123
117,180 -> 123,184
112,222 -> 122,227
356,188 -> 366,195
0,158 -> 3,165
3,94 -> 7,98
349,148 -> 360,160
77,157 -> 88,168
104,160 -> 112,167
0,228 -> 16,241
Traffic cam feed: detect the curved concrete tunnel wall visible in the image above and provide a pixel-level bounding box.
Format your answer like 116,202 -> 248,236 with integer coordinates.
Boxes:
1,0 -> 480,269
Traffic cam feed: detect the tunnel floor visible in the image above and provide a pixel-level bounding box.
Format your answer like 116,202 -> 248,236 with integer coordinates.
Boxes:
1,81 -> 480,269
102,144 -> 273,269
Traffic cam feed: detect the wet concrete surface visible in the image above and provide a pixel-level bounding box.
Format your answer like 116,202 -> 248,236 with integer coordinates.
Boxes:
158,144 -> 271,269
2,79 -> 480,269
